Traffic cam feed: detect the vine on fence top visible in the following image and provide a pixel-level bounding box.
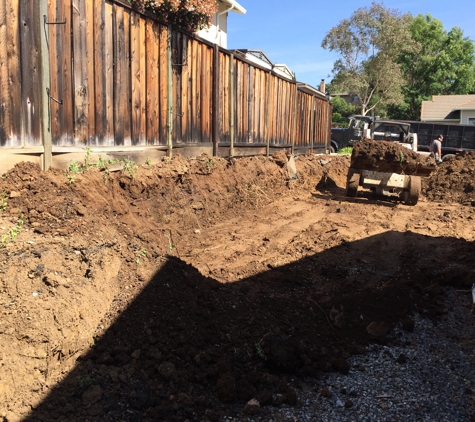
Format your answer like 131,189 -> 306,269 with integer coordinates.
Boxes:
130,0 -> 218,32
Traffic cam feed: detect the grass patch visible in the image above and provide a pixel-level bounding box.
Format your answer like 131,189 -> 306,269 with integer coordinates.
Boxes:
338,147 -> 353,155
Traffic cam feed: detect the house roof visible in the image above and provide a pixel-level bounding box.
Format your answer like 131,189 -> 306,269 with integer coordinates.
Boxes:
220,0 -> 246,14
421,95 -> 475,121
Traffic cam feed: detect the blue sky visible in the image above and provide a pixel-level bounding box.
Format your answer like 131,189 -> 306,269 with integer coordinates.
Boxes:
227,0 -> 475,90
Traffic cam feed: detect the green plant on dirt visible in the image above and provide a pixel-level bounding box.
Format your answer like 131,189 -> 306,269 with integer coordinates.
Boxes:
206,158 -> 214,173
1,212 -> 24,247
145,157 -> 152,166
0,191 -> 7,211
9,212 -> 24,241
399,152 -> 405,167
135,248 -> 147,265
96,155 -> 120,185
337,147 -> 353,155
122,158 -> 139,179
68,161 -> 81,174
77,375 -> 93,390
84,147 -> 93,169
255,343 -> 267,361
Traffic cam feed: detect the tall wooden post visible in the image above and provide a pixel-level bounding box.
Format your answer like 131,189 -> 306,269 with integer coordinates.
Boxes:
212,44 -> 219,156
167,25 -> 173,158
229,53 -> 235,157
39,0 -> 52,170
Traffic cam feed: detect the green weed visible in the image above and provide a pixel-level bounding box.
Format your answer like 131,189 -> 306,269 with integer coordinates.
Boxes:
122,158 -> 139,179
1,212 -> 24,247
206,158 -> 214,172
255,343 -> 267,361
84,147 -> 93,169
77,375 -> 93,390
135,248 -> 147,265
145,157 -> 152,166
68,161 -> 81,174
0,191 -> 7,211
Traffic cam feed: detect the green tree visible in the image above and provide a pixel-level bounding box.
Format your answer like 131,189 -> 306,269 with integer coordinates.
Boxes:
389,14 -> 475,120
322,2 -> 413,116
330,96 -> 357,126
131,0 -> 218,32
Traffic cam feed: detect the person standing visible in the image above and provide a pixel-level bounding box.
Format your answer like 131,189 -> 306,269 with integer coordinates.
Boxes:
430,134 -> 444,165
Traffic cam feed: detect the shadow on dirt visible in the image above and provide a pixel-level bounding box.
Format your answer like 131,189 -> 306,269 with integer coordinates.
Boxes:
24,231 -> 475,421
312,190 -> 402,208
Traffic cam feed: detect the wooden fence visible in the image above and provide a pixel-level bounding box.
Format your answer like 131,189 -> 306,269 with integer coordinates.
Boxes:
0,0 -> 331,171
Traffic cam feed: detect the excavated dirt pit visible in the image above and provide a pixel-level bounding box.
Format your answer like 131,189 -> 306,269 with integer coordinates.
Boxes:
1,149 -> 475,421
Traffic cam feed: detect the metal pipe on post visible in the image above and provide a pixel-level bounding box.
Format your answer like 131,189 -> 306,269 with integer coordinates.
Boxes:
167,25 -> 173,158
229,53 -> 235,157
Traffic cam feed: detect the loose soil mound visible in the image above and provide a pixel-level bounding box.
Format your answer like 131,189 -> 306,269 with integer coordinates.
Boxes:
350,139 -> 435,176
423,151 -> 475,204
0,152 -> 474,422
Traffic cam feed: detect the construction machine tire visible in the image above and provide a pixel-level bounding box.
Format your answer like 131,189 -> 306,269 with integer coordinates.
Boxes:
403,176 -> 421,206
346,171 -> 360,197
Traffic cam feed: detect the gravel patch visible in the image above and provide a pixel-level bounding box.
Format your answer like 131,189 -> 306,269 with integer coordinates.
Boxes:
226,288 -> 475,421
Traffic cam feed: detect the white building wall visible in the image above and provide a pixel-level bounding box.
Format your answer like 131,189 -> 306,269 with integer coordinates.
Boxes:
197,3 -> 229,48
460,110 -> 475,125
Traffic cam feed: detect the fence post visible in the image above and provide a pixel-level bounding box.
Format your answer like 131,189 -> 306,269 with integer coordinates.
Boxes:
167,25 -> 173,158
229,53 -> 235,157
212,44 -> 219,156
39,1 -> 52,170
292,87 -> 298,156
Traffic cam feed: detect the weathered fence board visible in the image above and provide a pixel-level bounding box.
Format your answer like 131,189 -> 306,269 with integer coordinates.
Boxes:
48,0 -> 73,146
0,0 -> 21,146
130,12 -> 146,146
20,1 -> 41,146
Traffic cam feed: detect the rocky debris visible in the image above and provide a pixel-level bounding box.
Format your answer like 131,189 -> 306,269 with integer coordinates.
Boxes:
244,398 -> 260,415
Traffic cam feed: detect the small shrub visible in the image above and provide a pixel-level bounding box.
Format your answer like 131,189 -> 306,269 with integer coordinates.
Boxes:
338,147 -> 353,155
0,191 -> 7,211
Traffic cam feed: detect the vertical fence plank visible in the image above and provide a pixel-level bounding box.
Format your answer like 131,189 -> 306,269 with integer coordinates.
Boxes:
200,44 -> 210,143
158,24 -> 168,145
20,1 -> 41,146
145,19 -> 158,145
72,0 -> 94,146
7,0 -> 21,146
130,12 -> 146,145
113,4 -> 131,146
0,0 -> 11,146
48,0 -> 73,146
172,31 -> 181,143
180,34 -> 191,143
94,0 -> 114,146
190,39 -> 198,142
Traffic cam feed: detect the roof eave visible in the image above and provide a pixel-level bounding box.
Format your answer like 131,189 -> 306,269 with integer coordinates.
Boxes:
220,0 -> 246,14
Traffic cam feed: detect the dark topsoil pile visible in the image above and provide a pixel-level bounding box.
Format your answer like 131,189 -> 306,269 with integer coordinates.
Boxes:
423,150 -> 475,204
351,139 -> 435,176
0,149 -> 474,422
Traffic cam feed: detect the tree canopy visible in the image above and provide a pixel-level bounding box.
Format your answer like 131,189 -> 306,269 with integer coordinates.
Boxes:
323,3 -> 475,120
322,2 -> 413,116
389,14 -> 475,120
131,0 -> 218,32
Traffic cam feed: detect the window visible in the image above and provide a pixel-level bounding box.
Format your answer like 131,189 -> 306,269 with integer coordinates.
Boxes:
468,118 -> 475,125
